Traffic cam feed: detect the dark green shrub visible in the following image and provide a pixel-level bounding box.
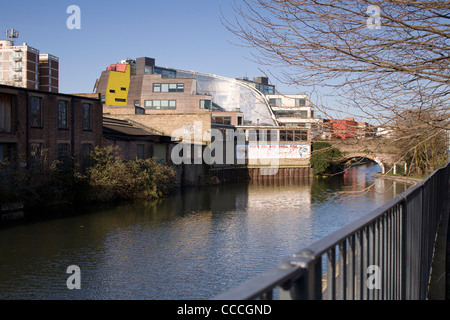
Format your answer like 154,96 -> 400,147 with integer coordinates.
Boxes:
309,142 -> 342,175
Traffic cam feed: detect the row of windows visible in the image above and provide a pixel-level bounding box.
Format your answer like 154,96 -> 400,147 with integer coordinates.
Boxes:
31,97 -> 92,130
153,83 -> 184,93
273,110 -> 310,118
29,142 -> 93,171
246,129 -> 308,142
210,129 -> 309,142
138,99 -> 212,110
144,100 -> 177,110
269,98 -> 307,107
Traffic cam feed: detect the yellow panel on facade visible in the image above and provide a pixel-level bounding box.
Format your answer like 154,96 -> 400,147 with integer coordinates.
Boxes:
105,64 -> 130,106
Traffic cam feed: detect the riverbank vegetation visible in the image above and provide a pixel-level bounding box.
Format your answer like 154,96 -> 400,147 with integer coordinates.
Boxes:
309,142 -> 342,176
0,146 -> 177,209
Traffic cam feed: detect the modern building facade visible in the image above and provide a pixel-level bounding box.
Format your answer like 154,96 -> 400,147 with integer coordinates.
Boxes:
266,93 -> 322,139
0,39 -> 59,92
0,84 -> 102,171
95,57 -> 276,127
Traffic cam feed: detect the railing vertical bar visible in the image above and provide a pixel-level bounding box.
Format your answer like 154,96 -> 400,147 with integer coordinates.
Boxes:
401,192 -> 409,300
386,210 -> 391,300
381,214 -> 387,300
394,205 -> 399,300
356,230 -> 363,300
375,218 -> 380,300
347,234 -> 355,300
327,247 -> 336,300
390,209 -> 394,299
367,224 -> 373,300
338,241 -> 347,300
363,226 -> 369,300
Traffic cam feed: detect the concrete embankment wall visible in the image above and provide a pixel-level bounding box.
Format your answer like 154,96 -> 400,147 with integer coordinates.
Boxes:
176,165 -> 314,186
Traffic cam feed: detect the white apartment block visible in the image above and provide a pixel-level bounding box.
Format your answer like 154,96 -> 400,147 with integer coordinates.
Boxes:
0,40 -> 58,92
267,94 -> 323,138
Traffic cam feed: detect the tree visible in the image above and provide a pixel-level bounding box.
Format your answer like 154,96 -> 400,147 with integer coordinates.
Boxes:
224,0 -> 449,172
310,141 -> 342,175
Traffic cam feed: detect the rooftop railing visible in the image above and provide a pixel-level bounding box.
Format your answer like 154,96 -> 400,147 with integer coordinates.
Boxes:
214,162 -> 450,300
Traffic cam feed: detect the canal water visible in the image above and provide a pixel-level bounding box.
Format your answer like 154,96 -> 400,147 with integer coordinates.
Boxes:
0,164 -> 412,300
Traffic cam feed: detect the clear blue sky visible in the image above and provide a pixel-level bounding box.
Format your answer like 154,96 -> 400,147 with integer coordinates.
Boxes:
1,0 -> 298,95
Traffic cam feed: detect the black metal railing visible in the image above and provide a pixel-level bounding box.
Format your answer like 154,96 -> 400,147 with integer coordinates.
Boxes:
214,162 -> 450,300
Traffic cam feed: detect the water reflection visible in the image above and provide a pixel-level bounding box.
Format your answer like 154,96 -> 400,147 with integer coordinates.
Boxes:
0,164 -> 412,300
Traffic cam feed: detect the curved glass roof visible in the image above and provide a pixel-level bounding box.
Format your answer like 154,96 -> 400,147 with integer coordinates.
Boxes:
175,69 -> 278,126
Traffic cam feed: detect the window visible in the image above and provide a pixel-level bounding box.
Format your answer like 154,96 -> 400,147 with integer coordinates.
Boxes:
30,143 -> 43,171
81,143 -> 92,169
299,110 -> 308,119
82,103 -> 91,130
153,83 -> 184,93
109,89 -> 116,93
101,95 -> 106,104
31,96 -> 42,127
269,98 -> 282,107
0,93 -> 13,132
144,100 -> 176,110
279,130 -> 308,142
57,143 -> 69,161
0,144 -> 5,162
58,101 -> 68,129
237,116 -> 243,126
200,100 -> 211,109
249,129 -> 275,142
212,116 -> 231,125
295,99 -> 306,107
120,87 -> 127,91
137,144 -> 145,160
115,98 -> 126,102
134,100 -> 140,107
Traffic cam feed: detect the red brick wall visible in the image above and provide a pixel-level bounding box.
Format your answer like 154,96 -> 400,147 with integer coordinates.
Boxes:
0,85 -> 103,169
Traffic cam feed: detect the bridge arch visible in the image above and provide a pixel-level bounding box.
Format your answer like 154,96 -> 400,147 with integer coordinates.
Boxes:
339,153 -> 386,174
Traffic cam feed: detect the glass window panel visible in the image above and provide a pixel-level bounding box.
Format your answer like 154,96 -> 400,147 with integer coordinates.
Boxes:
58,100 -> 68,129
296,99 -> 306,107
144,100 -> 152,108
31,97 -> 41,127
161,84 -> 169,92
168,84 -> 177,92
169,100 -> 176,108
82,103 -> 91,130
153,100 -> 161,107
153,84 -> 161,92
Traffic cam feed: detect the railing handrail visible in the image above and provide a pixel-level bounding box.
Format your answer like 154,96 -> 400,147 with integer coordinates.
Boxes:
213,162 -> 450,300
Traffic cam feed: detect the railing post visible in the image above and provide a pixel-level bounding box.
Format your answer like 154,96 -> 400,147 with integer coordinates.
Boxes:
286,249 -> 323,300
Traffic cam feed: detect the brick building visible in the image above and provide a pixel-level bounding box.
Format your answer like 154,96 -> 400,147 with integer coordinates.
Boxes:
103,117 -> 173,163
323,117 -> 376,140
0,84 -> 102,171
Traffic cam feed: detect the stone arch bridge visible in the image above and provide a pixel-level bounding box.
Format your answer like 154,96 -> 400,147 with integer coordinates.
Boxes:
325,138 -> 400,174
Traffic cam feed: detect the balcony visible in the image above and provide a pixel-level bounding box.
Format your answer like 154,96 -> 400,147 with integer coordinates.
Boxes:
13,66 -> 22,72
12,56 -> 22,62
12,75 -> 22,81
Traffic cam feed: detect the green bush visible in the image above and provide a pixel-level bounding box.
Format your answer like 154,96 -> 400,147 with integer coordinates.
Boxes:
80,146 -> 176,203
0,146 -> 177,208
309,142 -> 342,175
